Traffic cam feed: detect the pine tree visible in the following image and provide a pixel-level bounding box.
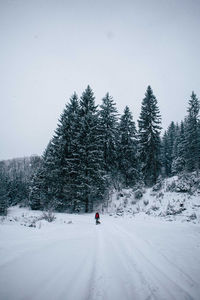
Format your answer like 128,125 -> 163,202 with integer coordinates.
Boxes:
29,141 -> 54,210
99,93 -> 119,172
171,121 -> 186,174
138,86 -> 162,186
118,106 -> 138,186
29,93 -> 81,211
161,131 -> 171,177
0,171 -> 9,215
63,94 -> 82,212
185,91 -> 200,172
78,86 -> 105,212
172,123 -> 180,159
29,164 -> 45,210
49,93 -> 81,211
161,121 -> 177,176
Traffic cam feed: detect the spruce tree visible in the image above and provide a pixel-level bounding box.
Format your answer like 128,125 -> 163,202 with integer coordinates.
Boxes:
99,93 -> 119,172
185,91 -> 200,172
171,121 -> 186,174
63,94 -> 82,212
0,171 -> 9,215
29,141 -> 54,210
29,93 -> 81,211
78,86 -> 105,212
118,106 -> 138,186
29,164 -> 45,210
138,86 -> 162,186
161,131 -> 171,177
161,121 -> 177,177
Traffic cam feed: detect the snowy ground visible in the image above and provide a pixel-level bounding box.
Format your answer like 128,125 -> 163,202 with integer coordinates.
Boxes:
0,207 -> 200,300
107,176 -> 200,224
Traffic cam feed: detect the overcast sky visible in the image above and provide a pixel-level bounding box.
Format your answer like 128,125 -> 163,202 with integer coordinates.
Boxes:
1,0 -> 200,160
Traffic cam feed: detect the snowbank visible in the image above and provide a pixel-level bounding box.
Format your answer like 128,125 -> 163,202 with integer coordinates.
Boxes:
106,174 -> 200,223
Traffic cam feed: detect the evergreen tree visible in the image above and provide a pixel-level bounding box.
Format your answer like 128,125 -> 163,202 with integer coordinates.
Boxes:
161,131 -> 171,177
29,163 -> 45,210
29,93 -> 81,211
29,141 -> 54,210
0,171 -> 9,215
171,121 -> 186,174
118,106 -> 138,186
78,86 -> 105,212
63,94 -> 82,212
164,121 -> 177,176
138,86 -> 162,186
185,92 -> 200,172
99,93 -> 119,172
177,121 -> 186,159
172,123 -> 180,159
49,93 -> 81,211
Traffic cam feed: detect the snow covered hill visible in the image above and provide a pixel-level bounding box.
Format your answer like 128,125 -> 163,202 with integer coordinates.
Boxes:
106,174 -> 200,224
0,206 -> 200,300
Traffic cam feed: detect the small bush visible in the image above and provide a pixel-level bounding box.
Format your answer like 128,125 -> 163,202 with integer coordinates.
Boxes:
42,210 -> 56,222
175,181 -> 190,192
156,192 -> 164,199
134,189 -> 143,199
166,180 -> 176,192
151,205 -> 159,211
116,206 -> 124,216
152,181 -> 162,191
143,199 -> 149,206
189,213 -> 197,220
123,198 -> 128,207
131,199 -> 137,205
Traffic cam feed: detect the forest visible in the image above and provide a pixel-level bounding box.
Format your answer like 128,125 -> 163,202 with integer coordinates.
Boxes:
0,85 -> 199,214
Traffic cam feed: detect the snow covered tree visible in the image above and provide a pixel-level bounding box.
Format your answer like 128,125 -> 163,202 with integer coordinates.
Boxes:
177,121 -> 186,159
171,121 -> 186,174
118,106 -> 138,186
185,92 -> 200,172
29,164 -> 45,210
62,94 -> 82,212
49,93 -> 81,211
162,121 -> 177,176
29,93 -> 81,211
29,141 -> 54,210
0,170 -> 9,215
138,86 -> 162,186
161,131 -> 171,177
99,93 -> 119,172
78,86 -> 106,212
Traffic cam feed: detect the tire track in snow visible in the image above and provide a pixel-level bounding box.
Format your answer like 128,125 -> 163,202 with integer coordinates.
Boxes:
88,222 -> 158,300
0,226 -> 98,300
110,222 -> 197,300
122,223 -> 197,287
33,227 -> 99,300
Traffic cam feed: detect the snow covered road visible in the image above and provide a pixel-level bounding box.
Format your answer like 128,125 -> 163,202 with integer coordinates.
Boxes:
0,210 -> 200,300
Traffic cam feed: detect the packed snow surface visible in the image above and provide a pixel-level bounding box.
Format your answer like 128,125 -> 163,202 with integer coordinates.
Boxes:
0,207 -> 200,300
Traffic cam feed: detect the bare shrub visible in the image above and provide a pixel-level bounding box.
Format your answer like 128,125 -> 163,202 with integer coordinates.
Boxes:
152,181 -> 162,191
143,199 -> 149,206
134,189 -> 143,199
151,205 -> 159,211
42,210 -> 56,222
131,199 -> 137,205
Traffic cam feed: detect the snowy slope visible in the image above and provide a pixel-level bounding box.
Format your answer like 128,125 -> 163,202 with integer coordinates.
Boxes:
106,175 -> 200,224
0,207 -> 200,300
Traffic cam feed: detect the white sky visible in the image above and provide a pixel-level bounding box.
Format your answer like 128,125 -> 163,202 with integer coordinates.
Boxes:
1,0 -> 200,160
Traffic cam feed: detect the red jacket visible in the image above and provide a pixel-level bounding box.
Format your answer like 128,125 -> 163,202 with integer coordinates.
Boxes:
95,212 -> 99,219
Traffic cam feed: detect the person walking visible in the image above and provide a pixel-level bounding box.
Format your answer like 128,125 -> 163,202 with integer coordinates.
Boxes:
95,212 -> 100,225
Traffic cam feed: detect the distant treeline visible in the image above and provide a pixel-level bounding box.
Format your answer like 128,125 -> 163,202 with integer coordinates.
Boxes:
0,86 -> 199,214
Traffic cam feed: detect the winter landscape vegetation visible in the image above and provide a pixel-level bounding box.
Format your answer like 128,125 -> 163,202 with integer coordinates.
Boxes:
1,0 -> 200,299
1,85 -> 200,299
